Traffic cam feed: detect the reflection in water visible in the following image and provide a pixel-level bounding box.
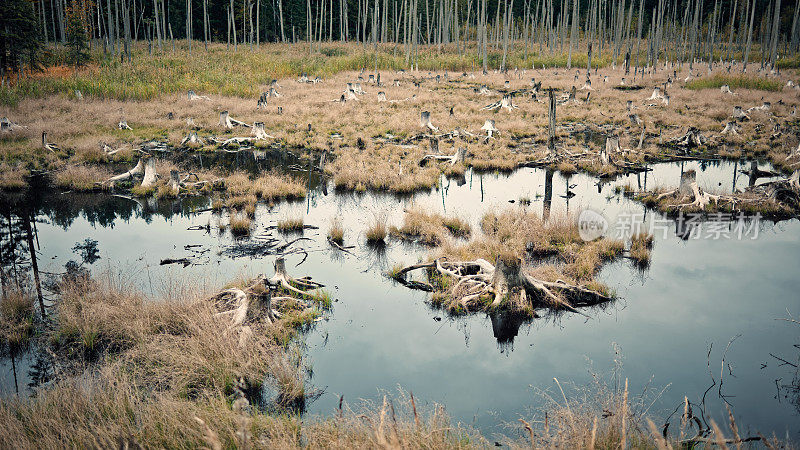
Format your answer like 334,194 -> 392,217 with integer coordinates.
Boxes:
490,311 -> 528,353
543,168 -> 553,221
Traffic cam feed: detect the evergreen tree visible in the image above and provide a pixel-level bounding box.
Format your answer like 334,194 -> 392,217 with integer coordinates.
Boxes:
0,0 -> 43,77
66,1 -> 90,67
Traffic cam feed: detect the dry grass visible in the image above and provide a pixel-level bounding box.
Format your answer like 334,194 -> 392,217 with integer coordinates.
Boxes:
365,217 -> 388,244
390,209 -> 471,245
328,218 -> 345,244
0,290 -> 36,353
0,163 -> 28,190
629,232 -> 654,267
225,172 -> 306,201
2,56 -> 798,194
229,213 -> 252,236
0,270 -> 323,448
277,216 -> 304,232
0,268 -> 789,448
53,164 -> 111,191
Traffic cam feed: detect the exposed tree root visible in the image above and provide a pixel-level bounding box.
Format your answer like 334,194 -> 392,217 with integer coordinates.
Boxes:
209,258 -> 326,346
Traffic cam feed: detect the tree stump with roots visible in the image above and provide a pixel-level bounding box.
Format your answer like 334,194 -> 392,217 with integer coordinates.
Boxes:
392,256 -> 610,316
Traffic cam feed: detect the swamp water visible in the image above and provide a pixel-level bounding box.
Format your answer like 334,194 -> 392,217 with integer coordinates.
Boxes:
1,158 -> 798,440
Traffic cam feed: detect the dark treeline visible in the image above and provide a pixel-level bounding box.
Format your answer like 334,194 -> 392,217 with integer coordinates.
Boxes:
2,0 -> 800,72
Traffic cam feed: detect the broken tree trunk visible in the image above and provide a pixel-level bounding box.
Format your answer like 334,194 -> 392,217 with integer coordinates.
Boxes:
270,257 -> 325,298
482,94 -> 518,111
721,121 -> 741,136
671,127 -> 707,148
420,111 -> 438,132
733,106 -> 750,120
181,131 -> 204,146
141,156 -> 158,188
252,122 -> 273,140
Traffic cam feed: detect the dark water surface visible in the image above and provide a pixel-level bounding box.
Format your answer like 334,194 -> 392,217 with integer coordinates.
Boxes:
1,158 -> 798,440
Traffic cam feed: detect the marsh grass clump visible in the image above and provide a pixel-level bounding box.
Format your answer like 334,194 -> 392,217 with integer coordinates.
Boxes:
327,219 -> 344,244
389,209 -> 471,245
556,161 -> 578,175
130,183 -> 156,197
229,214 -> 251,236
224,172 -> 306,201
365,217 -> 388,244
225,193 -> 258,211
629,232 -> 654,267
0,164 -> 28,190
0,290 -> 36,353
54,164 -> 110,191
277,216 -> 304,232
0,268 -> 340,448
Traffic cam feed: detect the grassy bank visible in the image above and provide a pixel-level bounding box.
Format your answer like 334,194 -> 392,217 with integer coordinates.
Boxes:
686,74 -> 783,91
0,41 -> 617,107
1,272 -> 782,448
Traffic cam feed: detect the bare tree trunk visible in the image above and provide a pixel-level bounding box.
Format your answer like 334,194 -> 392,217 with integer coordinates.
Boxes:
791,0 -> 800,53
277,0 -> 286,41
743,0 -> 756,71
770,0 -> 782,68
567,0 -> 577,68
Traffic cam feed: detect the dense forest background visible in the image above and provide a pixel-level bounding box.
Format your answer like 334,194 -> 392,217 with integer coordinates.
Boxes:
2,0 -> 800,74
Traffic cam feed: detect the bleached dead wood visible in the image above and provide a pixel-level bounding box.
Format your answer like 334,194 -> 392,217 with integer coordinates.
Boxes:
219,111 -> 250,129
656,170 -> 727,209
140,157 -> 158,188
732,106 -> 750,120
482,94 -> 518,111
41,132 -> 59,152
647,86 -> 665,100
257,92 -> 269,109
0,117 -> 25,132
181,131 -> 204,146
481,119 -> 498,138
100,141 -> 121,155
188,90 -> 210,100
252,122 -> 273,140
721,121 -> 741,136
671,127 -> 707,148
420,147 -> 466,166
106,157 -> 146,184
